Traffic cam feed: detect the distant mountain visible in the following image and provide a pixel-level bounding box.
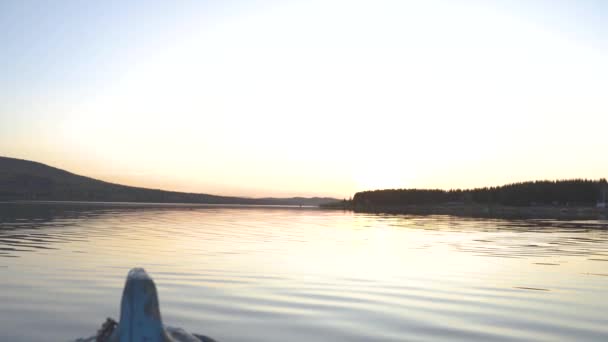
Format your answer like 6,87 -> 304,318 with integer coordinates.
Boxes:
0,157 -> 337,206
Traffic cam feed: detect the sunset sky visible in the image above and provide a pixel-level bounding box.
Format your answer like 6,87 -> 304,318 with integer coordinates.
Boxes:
1,0 -> 607,198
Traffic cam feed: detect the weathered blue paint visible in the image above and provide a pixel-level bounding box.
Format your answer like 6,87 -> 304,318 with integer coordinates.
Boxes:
74,268 -> 216,342
117,268 -> 168,342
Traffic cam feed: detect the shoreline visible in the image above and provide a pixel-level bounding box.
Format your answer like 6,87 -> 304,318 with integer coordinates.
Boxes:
323,203 -> 608,220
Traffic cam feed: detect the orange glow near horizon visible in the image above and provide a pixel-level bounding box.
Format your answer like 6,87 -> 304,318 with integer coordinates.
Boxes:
2,1 -> 607,198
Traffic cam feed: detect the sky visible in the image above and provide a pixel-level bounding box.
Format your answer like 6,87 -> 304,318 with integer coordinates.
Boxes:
1,0 -> 607,198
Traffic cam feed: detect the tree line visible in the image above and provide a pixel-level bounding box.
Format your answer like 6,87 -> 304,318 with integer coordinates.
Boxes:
353,179 -> 608,207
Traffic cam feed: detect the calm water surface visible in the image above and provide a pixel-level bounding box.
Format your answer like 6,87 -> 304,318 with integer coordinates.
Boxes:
0,203 -> 607,341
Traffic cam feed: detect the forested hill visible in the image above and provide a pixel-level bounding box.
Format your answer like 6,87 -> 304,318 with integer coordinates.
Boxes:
0,157 -> 337,206
353,179 -> 608,207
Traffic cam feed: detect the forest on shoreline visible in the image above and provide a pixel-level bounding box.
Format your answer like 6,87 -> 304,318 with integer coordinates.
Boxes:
353,179 -> 607,207
323,179 -> 608,210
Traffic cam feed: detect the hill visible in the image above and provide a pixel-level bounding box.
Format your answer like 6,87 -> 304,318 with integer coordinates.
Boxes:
0,157 -> 337,206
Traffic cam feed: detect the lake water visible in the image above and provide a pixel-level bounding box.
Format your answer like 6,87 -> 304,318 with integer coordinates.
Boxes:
0,202 -> 607,341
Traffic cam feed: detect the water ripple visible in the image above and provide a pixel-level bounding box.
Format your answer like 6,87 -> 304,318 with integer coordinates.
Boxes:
0,202 -> 607,341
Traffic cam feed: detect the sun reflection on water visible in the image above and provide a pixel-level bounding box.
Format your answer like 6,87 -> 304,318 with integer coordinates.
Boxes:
0,203 -> 607,341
